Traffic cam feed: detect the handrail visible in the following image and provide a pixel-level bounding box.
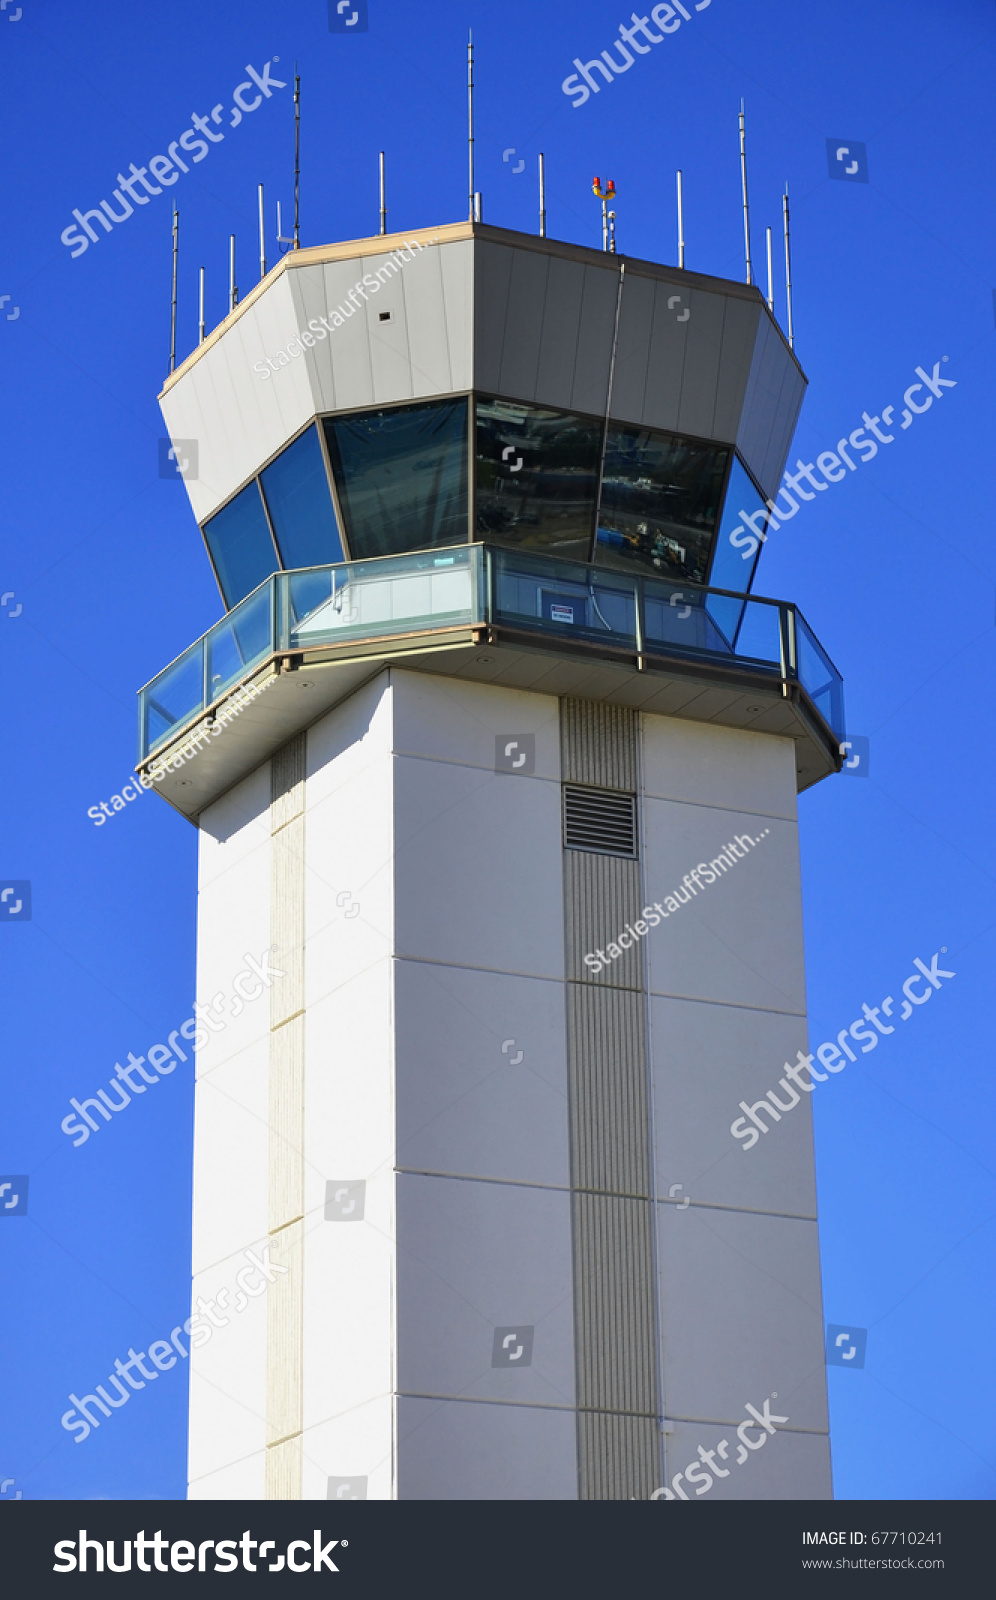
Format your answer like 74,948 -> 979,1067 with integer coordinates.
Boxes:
138,543 -> 845,759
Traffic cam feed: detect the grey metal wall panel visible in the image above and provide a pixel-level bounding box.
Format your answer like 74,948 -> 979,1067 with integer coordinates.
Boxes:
713,297 -> 760,442
289,263 -> 339,415
641,280 -> 687,433
579,1412 -> 659,1502
758,361 -> 806,497
609,271 -> 655,426
676,287 -> 725,439
565,852 -> 642,990
436,236 -> 474,394
567,985 -> 650,1194
534,256 -> 586,411
573,1194 -> 658,1415
498,247 -> 550,401
402,241 -> 463,398
570,264 -> 621,417
736,316 -> 806,500
560,698 -> 637,789
561,696 -> 661,1500
474,241 -> 514,394
315,259 -> 379,414
160,272 -> 314,523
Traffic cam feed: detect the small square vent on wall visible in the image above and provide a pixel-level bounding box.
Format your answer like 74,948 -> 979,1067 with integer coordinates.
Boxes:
563,785 -> 638,858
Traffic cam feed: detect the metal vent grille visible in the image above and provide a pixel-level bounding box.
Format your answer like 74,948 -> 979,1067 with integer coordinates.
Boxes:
563,786 -> 637,858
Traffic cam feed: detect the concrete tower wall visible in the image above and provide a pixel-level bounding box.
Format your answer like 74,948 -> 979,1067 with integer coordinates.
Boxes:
186,668 -> 830,1500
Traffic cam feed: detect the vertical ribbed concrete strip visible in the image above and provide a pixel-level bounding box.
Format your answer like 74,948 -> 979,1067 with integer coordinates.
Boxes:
265,734 -> 307,1499
561,699 -> 661,1501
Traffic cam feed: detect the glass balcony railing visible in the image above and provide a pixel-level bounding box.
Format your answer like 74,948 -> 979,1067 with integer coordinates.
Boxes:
137,544 -> 844,759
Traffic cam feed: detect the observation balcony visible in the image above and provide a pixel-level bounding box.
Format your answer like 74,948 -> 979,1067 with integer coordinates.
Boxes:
136,543 -> 845,823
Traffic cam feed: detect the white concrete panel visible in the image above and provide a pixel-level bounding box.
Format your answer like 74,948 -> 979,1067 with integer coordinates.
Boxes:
191,1034 -> 270,1274
657,1205 -> 828,1432
396,1173 -> 575,1409
390,670 -> 560,778
651,996 -> 817,1219
196,765 -> 271,1077
188,1449 -> 266,1500
398,1397 -> 578,1499
305,679 -> 395,1009
187,1240 -> 269,1483
302,1398 -> 395,1500
661,1420 -> 831,1500
642,802 -> 807,1014
395,960 -> 569,1187
302,1158 -> 395,1468
393,751 -> 564,979
161,273 -> 315,523
641,714 -> 798,820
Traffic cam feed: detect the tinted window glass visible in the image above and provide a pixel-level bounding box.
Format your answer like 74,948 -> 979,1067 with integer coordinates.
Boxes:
595,426 -> 728,583
324,399 -> 468,560
261,425 -> 344,570
202,481 -> 279,608
707,457 -> 770,644
475,398 -> 602,561
708,455 -> 767,592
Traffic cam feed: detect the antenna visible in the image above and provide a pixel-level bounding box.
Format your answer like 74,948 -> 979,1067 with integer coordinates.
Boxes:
739,100 -> 752,284
229,234 -> 238,313
467,33 -> 475,222
474,192 -> 483,221
765,225 -> 773,312
379,151 -> 387,235
676,170 -> 685,269
169,205 -> 178,374
293,71 -> 301,248
538,152 -> 546,237
258,184 -> 266,280
276,201 -> 294,253
782,185 -> 794,349
592,177 -> 616,252
608,210 -> 617,254
198,266 -> 205,344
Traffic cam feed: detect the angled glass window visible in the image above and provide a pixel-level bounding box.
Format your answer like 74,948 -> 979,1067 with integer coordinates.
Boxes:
707,456 -> 771,645
594,425 -> 729,584
475,397 -> 602,562
202,481 -> 279,609
323,398 -> 468,560
260,424 -> 344,571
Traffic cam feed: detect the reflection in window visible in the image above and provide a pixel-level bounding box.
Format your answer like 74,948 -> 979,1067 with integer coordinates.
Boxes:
707,457 -> 771,644
475,398 -> 602,561
595,426 -> 729,584
261,425 -> 344,571
202,481 -> 279,609
323,399 -> 468,560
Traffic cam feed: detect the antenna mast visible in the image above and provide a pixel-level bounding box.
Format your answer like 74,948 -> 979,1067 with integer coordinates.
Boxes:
739,100 -> 752,284
379,151 -> 387,235
676,170 -> 685,268
467,34 -> 475,222
782,185 -> 794,349
229,234 -> 237,313
293,71 -> 301,248
258,184 -> 266,280
765,225 -> 773,312
169,205 -> 178,374
538,152 -> 546,237
198,266 -> 205,344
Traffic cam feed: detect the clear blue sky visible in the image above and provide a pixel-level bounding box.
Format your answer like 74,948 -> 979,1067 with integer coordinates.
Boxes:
1,0 -> 994,1501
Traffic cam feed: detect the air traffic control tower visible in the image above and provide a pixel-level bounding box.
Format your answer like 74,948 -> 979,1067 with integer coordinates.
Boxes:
143,220 -> 843,1501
